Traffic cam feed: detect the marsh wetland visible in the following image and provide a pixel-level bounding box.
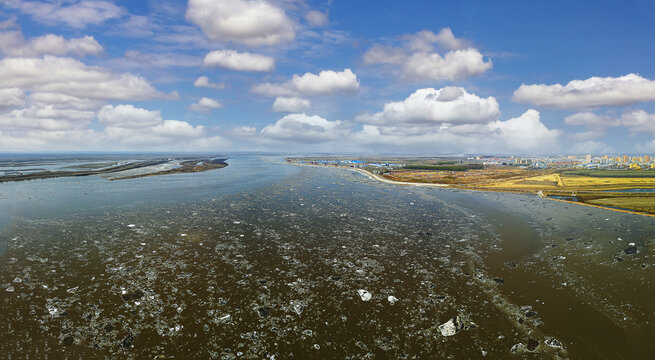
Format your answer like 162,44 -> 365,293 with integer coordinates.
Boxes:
1,156 -> 654,359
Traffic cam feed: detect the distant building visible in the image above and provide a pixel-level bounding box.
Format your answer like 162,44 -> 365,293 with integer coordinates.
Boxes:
622,155 -> 629,163
645,155 -> 651,163
585,154 -> 592,163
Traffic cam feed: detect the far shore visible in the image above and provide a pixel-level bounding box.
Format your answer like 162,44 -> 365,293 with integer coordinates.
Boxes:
294,162 -> 655,218
0,158 -> 228,183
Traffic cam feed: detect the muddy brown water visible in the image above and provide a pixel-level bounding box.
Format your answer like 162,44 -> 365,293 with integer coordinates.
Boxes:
1,157 -> 654,359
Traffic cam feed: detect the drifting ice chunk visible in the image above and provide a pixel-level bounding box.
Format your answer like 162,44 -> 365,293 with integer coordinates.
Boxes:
387,295 -> 398,304
357,289 -> 372,301
438,315 -> 468,336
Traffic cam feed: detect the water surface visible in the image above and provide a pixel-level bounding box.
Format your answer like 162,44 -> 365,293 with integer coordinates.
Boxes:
1,156 -> 653,359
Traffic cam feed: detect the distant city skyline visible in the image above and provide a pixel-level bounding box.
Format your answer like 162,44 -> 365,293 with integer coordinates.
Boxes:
0,0 -> 654,154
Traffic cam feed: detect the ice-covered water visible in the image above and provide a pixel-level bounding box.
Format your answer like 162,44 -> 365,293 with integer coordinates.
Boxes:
1,155 -> 654,358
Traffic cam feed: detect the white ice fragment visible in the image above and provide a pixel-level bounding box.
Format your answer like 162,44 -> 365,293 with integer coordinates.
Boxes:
180,233 -> 187,237
233,221 -> 241,224
13,277 -> 22,283
134,301 -> 140,305
357,289 -> 372,301
6,286 -> 14,292
438,316 -> 468,337
140,243 -> 146,246
629,242 -> 635,246
388,295 -> 398,304
127,224 -> 136,228
46,304 -> 59,316
66,286 -> 78,294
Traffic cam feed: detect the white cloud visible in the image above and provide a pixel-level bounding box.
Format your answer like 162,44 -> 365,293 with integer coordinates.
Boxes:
563,112 -> 619,127
363,28 -> 492,82
272,96 -> 311,112
186,0 -> 295,46
407,29 -> 468,52
512,74 -> 655,109
0,30 -> 103,57
305,10 -> 328,27
620,109 -> 655,135
0,104 -> 95,130
203,49 -> 274,72
357,87 -> 500,126
353,109 -> 560,154
190,97 -> 223,113
0,56 -> 164,100
487,109 -> 560,152
0,87 -> 24,110
403,48 -> 492,82
229,125 -> 257,136
194,76 -> 226,90
2,0 -> 125,28
261,113 -> 346,143
97,104 -> 162,128
252,68 -> 359,97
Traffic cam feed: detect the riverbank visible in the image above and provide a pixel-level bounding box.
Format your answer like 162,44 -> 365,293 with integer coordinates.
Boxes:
295,162 -> 655,217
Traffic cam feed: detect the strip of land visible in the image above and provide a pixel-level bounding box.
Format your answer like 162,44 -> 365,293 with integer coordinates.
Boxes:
290,157 -> 655,216
0,158 -> 228,183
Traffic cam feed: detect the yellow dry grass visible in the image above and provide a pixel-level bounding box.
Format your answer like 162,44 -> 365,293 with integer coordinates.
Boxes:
477,174 -> 655,191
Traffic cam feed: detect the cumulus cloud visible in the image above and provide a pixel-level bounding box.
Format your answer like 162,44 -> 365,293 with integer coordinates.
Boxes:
363,28 -> 492,82
272,97 -> 311,112
512,74 -> 655,109
194,76 -> 226,90
0,30 -> 103,57
2,0 -> 125,28
203,49 -> 275,72
252,68 -> 359,97
186,0 -> 295,46
620,109 -> 655,136
190,97 -> 223,113
357,87 -> 500,126
305,10 -> 328,27
0,104 -> 95,130
97,104 -> 162,128
0,87 -> 24,110
563,112 -> 619,127
229,125 -> 257,136
0,102 -> 224,151
353,109 -> 560,154
0,56 -> 164,100
261,113 -> 346,143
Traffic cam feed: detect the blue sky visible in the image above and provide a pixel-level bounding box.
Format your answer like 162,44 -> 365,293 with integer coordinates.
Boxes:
1,0 -> 655,154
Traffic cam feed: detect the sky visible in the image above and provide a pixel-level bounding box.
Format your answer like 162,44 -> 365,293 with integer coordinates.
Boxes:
1,0 -> 655,155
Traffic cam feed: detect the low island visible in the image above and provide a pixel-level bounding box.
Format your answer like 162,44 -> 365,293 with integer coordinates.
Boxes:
0,157 -> 228,183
